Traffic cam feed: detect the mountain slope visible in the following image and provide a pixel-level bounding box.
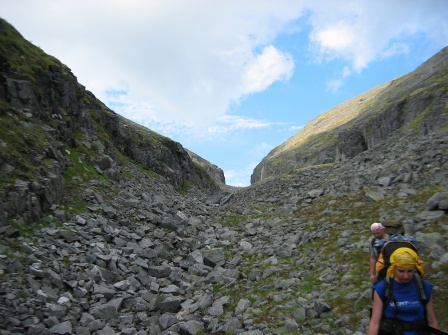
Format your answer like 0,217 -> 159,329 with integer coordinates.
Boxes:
0,18 -> 222,227
251,46 -> 448,183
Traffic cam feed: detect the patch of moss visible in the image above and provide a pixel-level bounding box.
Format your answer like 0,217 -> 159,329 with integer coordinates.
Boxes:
219,213 -> 246,227
0,108 -> 53,188
178,178 -> 192,196
0,18 -> 60,81
405,103 -> 433,131
88,110 -> 112,143
0,216 -> 57,259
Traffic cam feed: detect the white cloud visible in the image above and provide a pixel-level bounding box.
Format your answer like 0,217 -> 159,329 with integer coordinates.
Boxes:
114,99 -> 283,141
0,0 -> 304,129
290,125 -> 304,131
213,115 -> 281,132
242,45 -> 294,94
313,21 -> 357,53
224,141 -> 283,186
249,142 -> 278,158
306,0 -> 448,72
225,162 -> 258,187
2,0 -> 446,133
326,78 -> 343,94
325,65 -> 352,93
341,66 -> 352,78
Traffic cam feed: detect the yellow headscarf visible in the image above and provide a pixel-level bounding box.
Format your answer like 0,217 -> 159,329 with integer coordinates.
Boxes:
387,247 -> 424,278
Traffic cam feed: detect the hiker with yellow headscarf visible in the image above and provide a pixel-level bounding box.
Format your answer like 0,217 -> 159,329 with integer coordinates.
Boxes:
368,247 -> 439,335
386,247 -> 424,280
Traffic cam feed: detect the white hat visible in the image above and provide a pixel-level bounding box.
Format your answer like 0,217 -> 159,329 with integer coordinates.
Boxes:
371,222 -> 385,232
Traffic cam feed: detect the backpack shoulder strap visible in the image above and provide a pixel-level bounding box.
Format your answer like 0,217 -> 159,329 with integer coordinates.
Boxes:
382,276 -> 393,314
379,275 -> 448,335
384,274 -> 427,305
413,273 -> 428,305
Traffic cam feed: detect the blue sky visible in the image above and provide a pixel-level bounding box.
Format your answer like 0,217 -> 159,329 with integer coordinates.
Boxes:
1,1 -> 447,186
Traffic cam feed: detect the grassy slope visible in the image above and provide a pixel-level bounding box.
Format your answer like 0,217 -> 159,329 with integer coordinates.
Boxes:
214,183 -> 448,332
262,47 -> 448,175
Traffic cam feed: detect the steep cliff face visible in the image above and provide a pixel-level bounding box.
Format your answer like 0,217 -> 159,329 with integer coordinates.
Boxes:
187,150 -> 226,184
251,46 -> 448,184
0,18 -> 219,226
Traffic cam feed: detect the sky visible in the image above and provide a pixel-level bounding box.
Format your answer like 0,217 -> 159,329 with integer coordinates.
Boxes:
1,1 -> 447,186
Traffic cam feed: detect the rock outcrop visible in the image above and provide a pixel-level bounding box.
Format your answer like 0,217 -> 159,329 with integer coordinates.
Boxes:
251,46 -> 448,184
187,150 -> 226,185
0,18 -> 220,227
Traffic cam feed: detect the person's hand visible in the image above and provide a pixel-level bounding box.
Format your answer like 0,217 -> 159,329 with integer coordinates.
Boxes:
370,274 -> 376,284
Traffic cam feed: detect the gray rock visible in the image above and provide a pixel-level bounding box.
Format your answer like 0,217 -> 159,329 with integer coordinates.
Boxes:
218,317 -> 242,333
179,320 -> 204,335
432,252 -> 448,268
159,313 -> 178,330
235,298 -> 251,314
415,210 -> 446,221
274,244 -> 294,258
201,248 -> 225,267
96,325 -> 115,335
365,191 -> 384,202
284,318 -> 299,332
307,189 -> 324,198
156,296 -> 185,313
378,176 -> 391,187
49,321 -> 72,334
147,265 -> 172,278
426,192 -> 448,210
314,300 -> 332,314
90,302 -> 119,320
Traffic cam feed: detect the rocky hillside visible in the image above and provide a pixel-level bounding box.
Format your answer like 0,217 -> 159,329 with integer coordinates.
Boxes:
0,18 -> 223,228
1,18 -> 448,335
251,46 -> 448,184
186,150 -> 226,186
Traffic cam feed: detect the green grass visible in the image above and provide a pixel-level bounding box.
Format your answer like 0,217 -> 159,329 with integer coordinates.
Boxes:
0,108 -> 52,186
299,282 -> 315,294
405,103 -> 433,131
179,178 -> 192,195
219,213 -> 246,227
63,144 -> 109,202
17,290 -> 29,299
0,18 -> 61,81
0,217 -> 57,260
